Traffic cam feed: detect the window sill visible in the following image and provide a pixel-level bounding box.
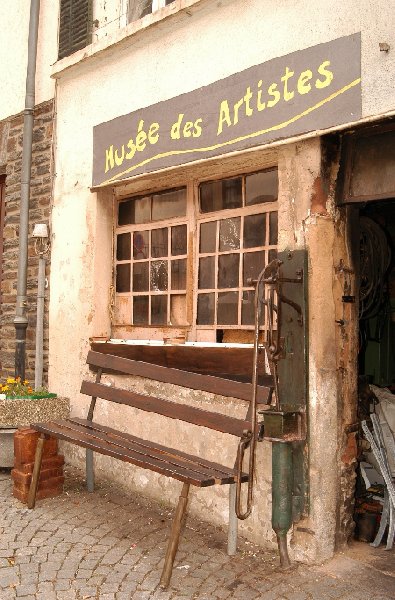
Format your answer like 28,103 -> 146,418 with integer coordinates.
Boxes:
51,0 -> 206,79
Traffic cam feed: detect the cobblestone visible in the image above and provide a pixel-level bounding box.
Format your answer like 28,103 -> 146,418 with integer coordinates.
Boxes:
1,466 -> 394,599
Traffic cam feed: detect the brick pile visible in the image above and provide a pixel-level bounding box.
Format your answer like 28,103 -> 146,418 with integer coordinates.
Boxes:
11,427 -> 64,504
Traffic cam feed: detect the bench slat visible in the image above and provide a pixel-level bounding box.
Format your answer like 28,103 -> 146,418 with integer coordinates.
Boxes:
87,351 -> 273,404
80,380 -> 250,437
32,420 -> 246,486
70,418 -> 247,481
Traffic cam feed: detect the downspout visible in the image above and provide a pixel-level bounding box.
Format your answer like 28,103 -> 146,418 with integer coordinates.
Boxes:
14,0 -> 41,379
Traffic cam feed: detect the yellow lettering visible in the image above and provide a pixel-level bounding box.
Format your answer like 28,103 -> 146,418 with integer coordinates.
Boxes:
257,80 -> 266,111
135,120 -> 147,152
148,122 -> 160,144
183,121 -> 193,137
281,66 -> 295,101
114,145 -> 125,167
125,139 -> 136,159
297,69 -> 313,95
315,60 -> 333,89
244,86 -> 253,116
105,145 -> 114,173
267,83 -> 281,108
233,97 -> 244,125
193,118 -> 203,137
217,101 -> 232,135
171,113 -> 184,140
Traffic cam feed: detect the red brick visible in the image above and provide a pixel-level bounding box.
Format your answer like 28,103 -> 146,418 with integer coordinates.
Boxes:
13,484 -> 64,504
14,428 -> 58,467
12,466 -> 64,486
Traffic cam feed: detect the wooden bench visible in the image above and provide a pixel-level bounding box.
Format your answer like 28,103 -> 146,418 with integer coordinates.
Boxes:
27,350 -> 273,588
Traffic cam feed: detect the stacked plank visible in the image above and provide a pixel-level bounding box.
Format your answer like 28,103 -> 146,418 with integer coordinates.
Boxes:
12,427 -> 64,503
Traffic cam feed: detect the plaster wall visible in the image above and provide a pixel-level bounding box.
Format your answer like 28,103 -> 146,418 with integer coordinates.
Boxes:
0,1 -> 58,121
48,0 -> 385,557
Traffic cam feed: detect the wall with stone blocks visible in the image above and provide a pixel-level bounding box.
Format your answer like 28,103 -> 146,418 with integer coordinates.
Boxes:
0,99 -> 54,383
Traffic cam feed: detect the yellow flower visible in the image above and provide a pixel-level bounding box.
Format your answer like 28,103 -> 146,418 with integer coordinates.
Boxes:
24,380 -> 29,385
3,385 -> 9,391
6,378 -> 15,384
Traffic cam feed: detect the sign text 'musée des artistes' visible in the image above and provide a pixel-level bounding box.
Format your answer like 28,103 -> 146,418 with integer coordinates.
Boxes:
92,34 -> 361,187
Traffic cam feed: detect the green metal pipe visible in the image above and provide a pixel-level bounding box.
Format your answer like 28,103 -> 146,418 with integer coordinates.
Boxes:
272,441 -> 293,568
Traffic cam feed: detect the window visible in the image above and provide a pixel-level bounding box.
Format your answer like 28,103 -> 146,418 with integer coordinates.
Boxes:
114,168 -> 278,339
128,0 -> 175,23
58,0 -> 93,60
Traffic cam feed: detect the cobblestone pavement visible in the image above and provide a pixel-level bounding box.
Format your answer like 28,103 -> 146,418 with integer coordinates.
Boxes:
1,466 -> 394,599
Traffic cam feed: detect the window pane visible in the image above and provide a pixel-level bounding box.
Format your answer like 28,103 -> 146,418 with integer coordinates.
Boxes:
133,296 -> 149,325
151,228 -> 168,258
269,211 -> 278,245
269,248 -> 278,263
199,256 -> 215,289
241,291 -> 255,325
219,217 -> 240,251
244,213 -> 266,248
245,169 -> 278,205
217,291 -> 238,325
218,254 -> 239,288
129,0 -> 152,22
152,188 -> 186,221
118,196 -> 150,225
171,259 -> 187,290
133,230 -> 149,260
197,293 -> 214,324
150,261 -> 168,291
243,251 -> 265,285
116,264 -> 130,293
116,233 -> 131,260
170,294 -> 187,325
199,221 -> 216,253
133,262 -> 149,292
151,296 -> 167,325
171,224 -> 187,255
200,178 -> 242,212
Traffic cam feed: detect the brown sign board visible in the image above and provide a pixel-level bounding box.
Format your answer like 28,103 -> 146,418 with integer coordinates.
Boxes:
92,33 -> 361,187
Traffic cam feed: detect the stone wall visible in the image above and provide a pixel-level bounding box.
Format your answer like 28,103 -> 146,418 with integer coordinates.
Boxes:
0,99 -> 54,383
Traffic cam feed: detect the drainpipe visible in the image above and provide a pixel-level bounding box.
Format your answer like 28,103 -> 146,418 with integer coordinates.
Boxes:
14,0 -> 41,379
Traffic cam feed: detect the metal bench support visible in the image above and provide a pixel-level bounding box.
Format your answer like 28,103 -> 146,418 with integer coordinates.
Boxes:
227,483 -> 238,555
86,448 -> 95,492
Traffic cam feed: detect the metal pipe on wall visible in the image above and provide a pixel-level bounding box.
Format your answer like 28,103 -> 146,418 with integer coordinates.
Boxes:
14,0 -> 41,379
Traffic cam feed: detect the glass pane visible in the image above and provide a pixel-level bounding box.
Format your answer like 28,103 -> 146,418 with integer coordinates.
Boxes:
243,251 -> 265,285
219,218 -> 240,251
171,259 -> 187,290
133,230 -> 149,260
151,296 -> 167,325
133,296 -> 149,325
217,291 -> 238,325
133,262 -> 149,292
200,177 -> 242,213
118,196 -> 150,225
199,221 -> 216,253
150,261 -> 168,291
116,233 -> 131,260
218,254 -> 239,288
152,188 -> 187,221
171,224 -> 187,255
197,293 -> 214,325
269,211 -> 278,245
199,256 -> 215,289
244,213 -> 266,248
151,228 -> 168,258
245,169 -> 278,205
170,295 -> 187,325
269,249 -> 278,263
116,264 -> 130,293
129,0 -> 152,22
241,291 -> 255,325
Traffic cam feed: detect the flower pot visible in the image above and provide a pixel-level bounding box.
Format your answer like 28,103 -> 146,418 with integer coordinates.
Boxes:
0,396 -> 70,468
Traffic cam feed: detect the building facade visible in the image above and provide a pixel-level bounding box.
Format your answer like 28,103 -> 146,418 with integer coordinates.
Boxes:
2,0 -> 395,563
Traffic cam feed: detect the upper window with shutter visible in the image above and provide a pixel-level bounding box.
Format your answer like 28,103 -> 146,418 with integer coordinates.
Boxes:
58,0 -> 93,60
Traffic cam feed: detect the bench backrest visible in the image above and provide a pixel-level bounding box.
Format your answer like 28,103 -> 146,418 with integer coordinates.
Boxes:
82,351 -> 273,437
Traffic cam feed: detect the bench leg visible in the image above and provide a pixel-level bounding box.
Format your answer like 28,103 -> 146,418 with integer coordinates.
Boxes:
160,482 -> 190,589
227,483 -> 238,555
27,434 -> 45,509
86,449 -> 95,492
